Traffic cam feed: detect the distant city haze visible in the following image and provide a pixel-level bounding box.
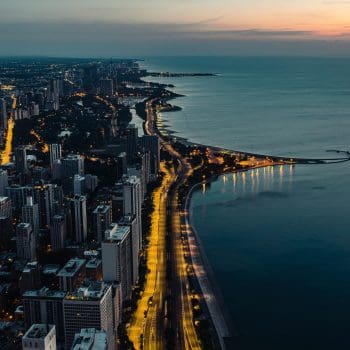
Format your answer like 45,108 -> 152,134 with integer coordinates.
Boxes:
1,0 -> 350,56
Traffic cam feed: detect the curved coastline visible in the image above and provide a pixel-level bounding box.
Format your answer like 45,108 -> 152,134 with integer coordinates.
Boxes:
184,178 -> 238,348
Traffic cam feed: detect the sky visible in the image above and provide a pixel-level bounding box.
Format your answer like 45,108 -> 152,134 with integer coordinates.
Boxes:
1,0 -> 350,57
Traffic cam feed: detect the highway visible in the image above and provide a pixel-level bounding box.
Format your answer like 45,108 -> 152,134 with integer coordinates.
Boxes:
0,95 -> 16,165
142,99 -> 202,349
128,162 -> 171,350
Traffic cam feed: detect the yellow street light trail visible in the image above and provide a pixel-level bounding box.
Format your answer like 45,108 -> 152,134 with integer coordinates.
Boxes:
128,162 -> 172,350
0,96 -> 16,165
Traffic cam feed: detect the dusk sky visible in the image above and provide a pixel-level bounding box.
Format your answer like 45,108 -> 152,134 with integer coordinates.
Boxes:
1,0 -> 350,57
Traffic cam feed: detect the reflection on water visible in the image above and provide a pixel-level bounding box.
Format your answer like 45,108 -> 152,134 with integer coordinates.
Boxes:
191,162 -> 350,349
220,165 -> 294,196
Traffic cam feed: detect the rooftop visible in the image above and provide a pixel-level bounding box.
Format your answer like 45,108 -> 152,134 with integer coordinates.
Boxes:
86,259 -> 101,269
23,287 -> 66,299
65,281 -> 110,301
57,258 -> 86,277
23,324 -> 55,340
72,328 -> 107,350
119,215 -> 135,225
42,264 -> 60,275
93,205 -> 110,214
104,223 -> 129,242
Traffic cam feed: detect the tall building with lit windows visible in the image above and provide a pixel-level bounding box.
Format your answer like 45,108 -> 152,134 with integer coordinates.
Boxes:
63,282 -> 115,350
49,143 -> 62,170
0,98 -> 7,130
93,205 -> 111,243
70,195 -> 87,243
15,145 -> 28,173
22,196 -> 39,239
16,222 -> 36,261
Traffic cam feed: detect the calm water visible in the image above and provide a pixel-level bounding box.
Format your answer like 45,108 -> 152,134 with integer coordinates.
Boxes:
142,57 -> 350,349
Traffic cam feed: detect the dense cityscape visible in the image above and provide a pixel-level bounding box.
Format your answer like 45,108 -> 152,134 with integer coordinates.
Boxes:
0,57 -> 255,350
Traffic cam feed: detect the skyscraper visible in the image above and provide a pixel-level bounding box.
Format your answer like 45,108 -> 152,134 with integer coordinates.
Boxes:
0,98 -> 7,130
22,196 -> 39,239
0,196 -> 12,249
61,154 -> 84,178
63,282 -> 115,349
49,144 -> 62,170
0,196 -> 11,218
16,223 -> 36,261
125,124 -> 138,163
102,223 -> 132,301
5,185 -> 29,211
122,176 -> 142,252
73,174 -> 85,195
119,215 -> 139,284
61,154 -> 84,193
70,195 -> 87,243
139,135 -> 160,178
23,287 -> 66,341
15,146 -> 28,173
57,258 -> 86,292
22,324 -> 56,350
50,215 -> 66,251
33,184 -> 55,228
116,152 -> 127,181
93,205 -> 112,243
0,170 -> 8,196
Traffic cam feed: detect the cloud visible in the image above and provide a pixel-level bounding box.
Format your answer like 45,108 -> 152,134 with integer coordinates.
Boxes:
0,20 -> 349,57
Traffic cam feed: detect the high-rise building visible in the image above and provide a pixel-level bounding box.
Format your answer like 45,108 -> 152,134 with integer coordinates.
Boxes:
19,261 -> 41,295
5,185 -> 29,211
0,196 -> 11,218
23,287 -> 66,341
122,176 -> 142,252
0,169 -> 8,196
111,184 -> 123,222
62,154 -> 84,193
116,152 -> 127,181
0,196 -> 12,249
139,135 -> 160,179
127,164 -> 146,199
0,98 -> 7,130
16,223 -> 36,261
84,174 -> 98,193
52,159 -> 62,180
57,258 -> 86,292
119,215 -> 139,284
22,324 -> 56,350
125,124 -> 138,163
33,184 -> 55,228
49,144 -> 62,170
50,215 -> 66,251
71,328 -> 107,350
49,78 -> 60,110
63,282 -> 115,350
70,195 -> 87,243
93,205 -> 112,243
15,146 -> 28,173
22,196 -> 39,239
73,175 -> 85,195
62,154 -> 84,178
102,224 -> 131,301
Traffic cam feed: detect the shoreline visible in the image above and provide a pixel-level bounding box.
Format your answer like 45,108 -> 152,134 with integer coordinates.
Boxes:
184,178 -> 238,348
151,93 -> 238,347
